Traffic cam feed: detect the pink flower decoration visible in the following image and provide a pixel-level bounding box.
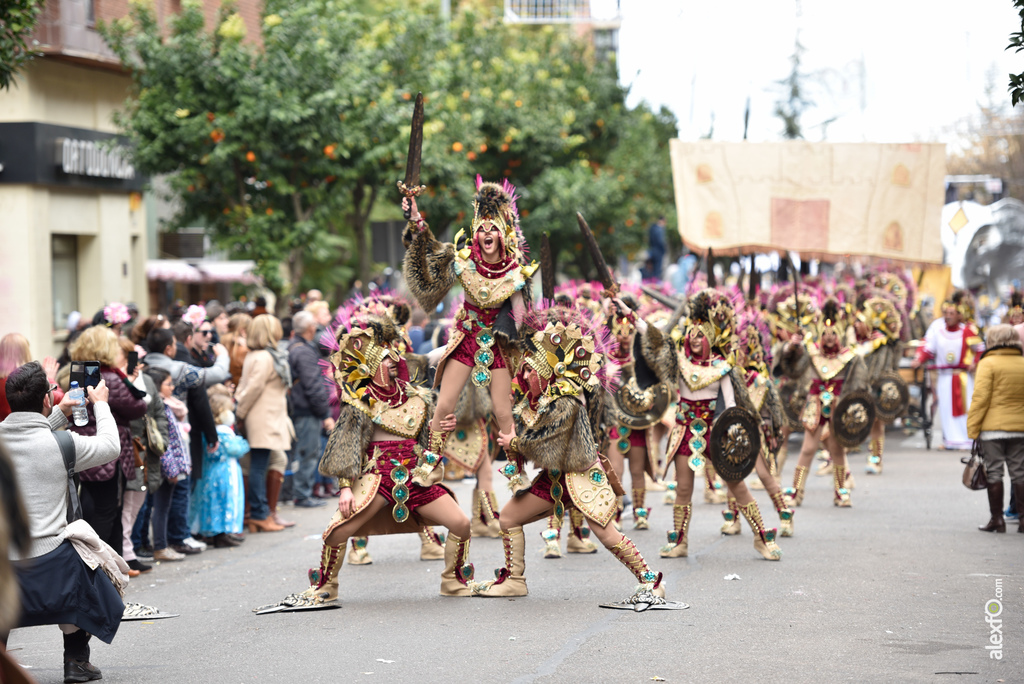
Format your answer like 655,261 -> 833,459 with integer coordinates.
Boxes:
103,302 -> 131,325
182,304 -> 207,330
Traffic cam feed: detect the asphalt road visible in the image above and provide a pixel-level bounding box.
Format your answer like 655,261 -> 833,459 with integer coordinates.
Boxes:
6,427 -> 1021,683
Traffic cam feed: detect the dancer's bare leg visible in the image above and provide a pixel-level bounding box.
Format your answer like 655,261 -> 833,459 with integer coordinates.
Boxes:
431,362 -> 472,432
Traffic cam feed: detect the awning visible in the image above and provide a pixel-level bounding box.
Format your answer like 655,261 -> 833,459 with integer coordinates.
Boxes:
146,259 -> 259,284
146,259 -> 201,282
196,261 -> 259,284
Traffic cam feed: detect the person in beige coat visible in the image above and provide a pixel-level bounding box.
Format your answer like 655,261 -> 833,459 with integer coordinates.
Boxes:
235,315 -> 294,532
967,324 -> 1024,534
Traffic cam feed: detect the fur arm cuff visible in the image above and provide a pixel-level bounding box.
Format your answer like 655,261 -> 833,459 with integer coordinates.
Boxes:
402,222 -> 456,311
516,398 -> 596,473
318,405 -> 371,482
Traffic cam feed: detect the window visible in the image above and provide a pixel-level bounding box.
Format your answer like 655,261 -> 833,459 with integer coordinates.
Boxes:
86,1 -> 95,27
52,235 -> 79,332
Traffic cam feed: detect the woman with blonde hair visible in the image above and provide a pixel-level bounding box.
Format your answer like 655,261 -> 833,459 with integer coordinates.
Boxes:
221,313 -> 253,386
967,324 -> 1024,534
235,315 -> 294,532
1,333 -> 60,422
67,326 -> 148,552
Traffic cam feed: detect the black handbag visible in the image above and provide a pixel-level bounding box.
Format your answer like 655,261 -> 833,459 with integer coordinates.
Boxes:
53,430 -> 84,522
962,440 -> 989,491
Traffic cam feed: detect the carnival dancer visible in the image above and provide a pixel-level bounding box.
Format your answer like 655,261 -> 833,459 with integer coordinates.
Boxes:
850,293 -> 905,474
330,293 -> 444,565
474,304 -> 673,602
912,291 -> 984,451
604,293 -> 670,532
767,286 -> 819,487
254,315 -> 476,613
776,298 -> 870,507
722,313 -> 794,537
402,179 -> 535,496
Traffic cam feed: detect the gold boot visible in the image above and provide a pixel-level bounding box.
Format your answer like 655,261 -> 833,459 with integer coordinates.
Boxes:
720,496 -> 741,535
740,501 -> 782,560
420,528 -> 446,559
567,509 -> 598,553
659,504 -> 691,558
632,488 -> 650,530
541,513 -> 562,558
474,527 -> 528,597
470,489 -> 501,538
866,435 -> 884,475
347,537 -> 372,565
439,533 -> 475,596
662,481 -> 677,505
783,465 -> 808,507
412,429 -> 449,486
833,464 -> 852,507
608,534 -> 665,598
770,491 -> 795,537
303,543 -> 344,603
704,464 -> 727,504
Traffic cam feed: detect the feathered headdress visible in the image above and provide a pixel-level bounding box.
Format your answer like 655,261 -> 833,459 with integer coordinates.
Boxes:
686,288 -> 736,356
737,310 -> 772,372
816,297 -> 847,340
454,177 -> 537,277
769,285 -> 820,336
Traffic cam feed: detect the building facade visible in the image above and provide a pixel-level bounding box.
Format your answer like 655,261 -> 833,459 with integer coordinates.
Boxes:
0,0 -> 263,356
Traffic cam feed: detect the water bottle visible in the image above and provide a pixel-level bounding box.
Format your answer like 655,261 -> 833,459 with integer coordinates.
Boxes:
69,381 -> 88,427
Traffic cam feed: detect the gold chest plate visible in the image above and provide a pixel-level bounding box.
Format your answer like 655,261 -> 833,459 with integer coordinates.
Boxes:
346,394 -> 428,439
807,343 -> 855,381
454,256 -> 524,308
678,354 -> 732,392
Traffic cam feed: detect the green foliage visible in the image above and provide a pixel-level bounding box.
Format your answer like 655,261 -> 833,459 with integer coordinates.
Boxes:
103,0 -> 677,297
0,0 -> 43,90
1008,0 -> 1024,106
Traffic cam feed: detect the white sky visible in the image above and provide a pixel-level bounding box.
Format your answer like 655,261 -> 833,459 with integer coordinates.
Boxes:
618,0 -> 1023,143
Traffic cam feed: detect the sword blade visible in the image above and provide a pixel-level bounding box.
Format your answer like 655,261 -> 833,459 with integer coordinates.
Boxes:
403,92 -> 424,189
576,212 -> 618,296
540,232 -> 555,301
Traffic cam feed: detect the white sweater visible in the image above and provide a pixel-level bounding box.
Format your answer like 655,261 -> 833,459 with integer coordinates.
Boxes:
1,403 -> 120,560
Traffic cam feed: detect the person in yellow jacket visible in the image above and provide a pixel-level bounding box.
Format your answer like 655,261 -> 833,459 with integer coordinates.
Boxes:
966,324 -> 1024,535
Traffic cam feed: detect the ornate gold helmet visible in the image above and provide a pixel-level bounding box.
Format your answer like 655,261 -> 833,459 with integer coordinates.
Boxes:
770,288 -> 819,336
454,178 -> 535,277
515,303 -> 617,403
870,271 -> 909,310
857,295 -> 902,342
327,314 -> 400,403
685,289 -> 736,356
736,311 -> 771,372
815,297 -> 847,341
606,293 -> 638,338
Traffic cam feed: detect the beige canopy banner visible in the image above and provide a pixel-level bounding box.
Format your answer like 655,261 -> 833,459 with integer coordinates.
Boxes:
669,141 -> 946,264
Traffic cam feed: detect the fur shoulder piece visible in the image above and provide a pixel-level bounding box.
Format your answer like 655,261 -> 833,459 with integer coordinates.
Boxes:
842,354 -> 869,394
727,367 -> 758,417
402,221 -> 456,312
634,323 -> 679,389
319,403 -> 374,481
773,341 -> 809,381
515,397 -> 595,474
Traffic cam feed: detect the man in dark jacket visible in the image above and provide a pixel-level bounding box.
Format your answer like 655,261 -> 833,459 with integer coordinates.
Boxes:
289,311 -> 334,507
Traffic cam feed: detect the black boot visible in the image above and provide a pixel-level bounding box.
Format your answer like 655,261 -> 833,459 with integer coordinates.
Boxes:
63,630 -> 101,682
979,481 -> 1006,533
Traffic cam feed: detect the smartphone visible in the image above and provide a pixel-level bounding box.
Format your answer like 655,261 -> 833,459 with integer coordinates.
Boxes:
70,361 -> 102,389
127,351 -> 139,376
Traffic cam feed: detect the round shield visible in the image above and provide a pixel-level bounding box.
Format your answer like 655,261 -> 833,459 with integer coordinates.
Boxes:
609,376 -> 672,430
778,380 -> 805,432
830,390 -> 876,449
871,371 -> 909,423
708,406 -> 762,482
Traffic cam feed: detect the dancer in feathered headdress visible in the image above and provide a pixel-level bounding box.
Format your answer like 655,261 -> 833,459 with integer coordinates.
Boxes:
254,314 -> 480,614
850,291 -> 906,475
402,178 -> 536,498
912,289 -> 984,450
775,297 -> 870,508
474,302 -> 677,607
